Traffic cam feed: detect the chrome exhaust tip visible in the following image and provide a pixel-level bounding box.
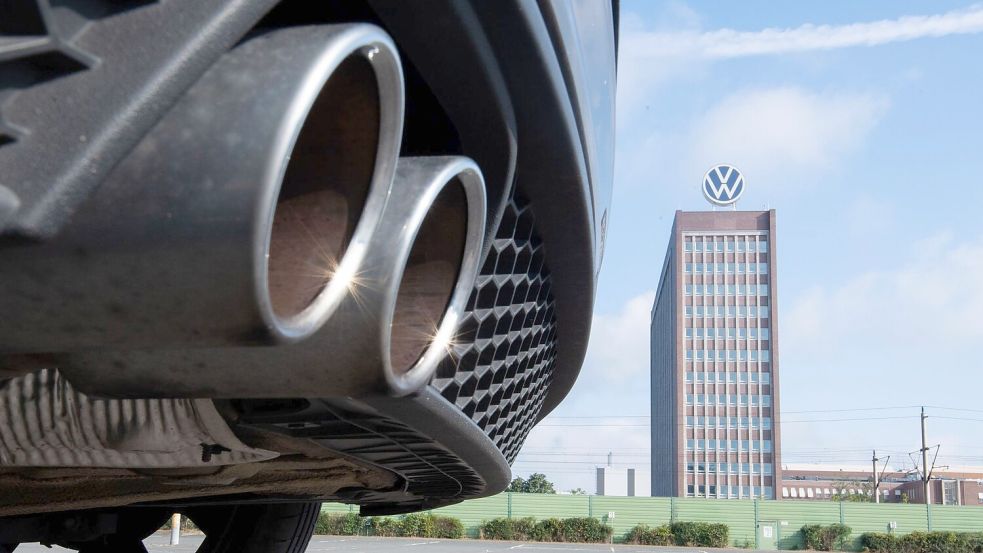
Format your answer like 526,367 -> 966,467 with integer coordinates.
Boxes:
381,157 -> 486,395
0,24 -> 404,354
261,27 -> 404,341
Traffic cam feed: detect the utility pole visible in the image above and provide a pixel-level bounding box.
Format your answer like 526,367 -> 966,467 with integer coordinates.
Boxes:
872,450 -> 879,503
872,451 -> 890,504
921,407 -> 931,504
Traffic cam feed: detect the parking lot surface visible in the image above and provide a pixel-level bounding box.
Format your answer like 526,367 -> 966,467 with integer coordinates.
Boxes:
16,534 -> 767,552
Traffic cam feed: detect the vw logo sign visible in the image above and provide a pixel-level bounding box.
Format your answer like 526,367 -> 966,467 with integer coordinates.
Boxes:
703,164 -> 745,206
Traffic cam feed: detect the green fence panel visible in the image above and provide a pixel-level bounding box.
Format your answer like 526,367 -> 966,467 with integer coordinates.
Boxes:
927,504 -> 983,533
842,503 -> 930,551
589,496 -> 672,540
671,497 -> 757,546
320,502 -> 355,514
509,492 -> 590,520
758,500 -> 841,550
431,494 -> 511,537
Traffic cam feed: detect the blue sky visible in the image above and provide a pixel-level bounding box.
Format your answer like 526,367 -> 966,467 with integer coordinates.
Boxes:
516,1 -> 983,493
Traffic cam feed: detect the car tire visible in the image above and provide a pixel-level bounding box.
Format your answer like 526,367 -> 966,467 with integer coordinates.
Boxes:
186,502 -> 321,553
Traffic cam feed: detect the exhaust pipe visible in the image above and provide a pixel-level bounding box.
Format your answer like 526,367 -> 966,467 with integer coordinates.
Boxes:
0,24 -> 403,354
60,156 -> 487,398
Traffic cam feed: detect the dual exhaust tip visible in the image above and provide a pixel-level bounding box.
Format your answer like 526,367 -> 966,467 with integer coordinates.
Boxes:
0,25 -> 485,398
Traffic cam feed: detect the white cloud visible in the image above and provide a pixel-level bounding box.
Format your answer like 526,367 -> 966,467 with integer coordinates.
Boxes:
626,5 -> 983,61
685,87 -> 889,186
783,232 -> 983,363
581,290 -> 656,380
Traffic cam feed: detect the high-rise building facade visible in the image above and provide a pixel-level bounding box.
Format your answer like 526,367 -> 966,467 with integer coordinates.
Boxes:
650,210 -> 782,499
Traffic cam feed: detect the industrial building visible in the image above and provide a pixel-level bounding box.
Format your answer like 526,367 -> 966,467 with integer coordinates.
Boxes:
781,464 -> 983,506
650,210 -> 781,499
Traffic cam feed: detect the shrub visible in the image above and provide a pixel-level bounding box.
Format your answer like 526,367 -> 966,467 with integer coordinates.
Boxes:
370,517 -> 401,537
315,512 -> 362,536
531,518 -> 565,542
624,524 -> 674,546
861,532 -> 897,552
860,531 -> 983,553
481,517 -> 611,543
480,517 -> 536,541
561,517 -> 612,543
399,513 -> 436,538
802,524 -> 851,551
433,516 -> 465,539
368,514 -> 463,539
671,521 -> 729,548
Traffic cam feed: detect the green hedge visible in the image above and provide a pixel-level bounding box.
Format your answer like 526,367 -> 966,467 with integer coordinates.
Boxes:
802,524 -> 852,551
861,531 -> 983,553
371,513 -> 464,539
480,517 -> 612,543
670,521 -> 729,548
624,524 -> 674,546
316,512 -> 463,539
315,512 -> 362,536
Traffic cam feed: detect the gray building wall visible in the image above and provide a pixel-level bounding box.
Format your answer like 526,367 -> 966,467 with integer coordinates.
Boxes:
650,229 -> 678,496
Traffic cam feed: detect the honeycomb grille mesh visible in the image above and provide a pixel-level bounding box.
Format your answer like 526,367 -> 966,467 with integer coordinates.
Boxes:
430,194 -> 557,463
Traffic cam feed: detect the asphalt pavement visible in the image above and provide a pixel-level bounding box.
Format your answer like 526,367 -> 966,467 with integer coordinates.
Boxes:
15,534 -> 767,552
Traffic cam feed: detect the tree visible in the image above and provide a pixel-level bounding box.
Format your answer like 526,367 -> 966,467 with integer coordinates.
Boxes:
506,477 -> 526,493
568,488 -> 587,495
506,473 -> 556,494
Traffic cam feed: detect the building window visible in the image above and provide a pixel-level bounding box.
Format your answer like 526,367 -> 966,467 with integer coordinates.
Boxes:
747,263 -> 756,273
760,328 -> 770,340
737,263 -> 745,273
686,350 -> 693,360
762,373 -> 771,384
761,350 -> 771,362
760,263 -> 769,274
685,328 -> 693,338
694,242 -> 703,252
737,242 -> 745,253
759,240 -> 768,253
748,241 -> 757,253
685,306 -> 693,317
687,485 -> 695,495
685,242 -> 693,252
764,463 -> 773,475
686,394 -> 693,404
758,284 -> 769,296
716,241 -> 724,252
685,263 -> 692,273
685,285 -> 693,295
759,307 -> 769,318
686,416 -> 694,427
727,241 -> 735,252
